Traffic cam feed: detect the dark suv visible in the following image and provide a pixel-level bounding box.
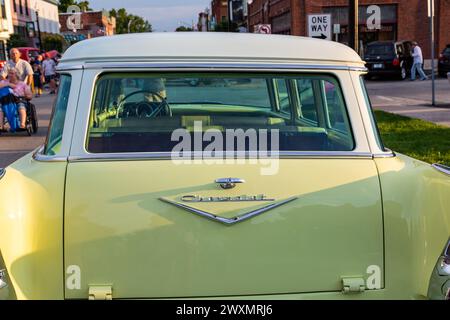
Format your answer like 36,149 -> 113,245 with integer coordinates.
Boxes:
438,45 -> 450,77
364,41 -> 413,80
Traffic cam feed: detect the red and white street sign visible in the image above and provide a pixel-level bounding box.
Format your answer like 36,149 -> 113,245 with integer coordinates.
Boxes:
254,24 -> 272,34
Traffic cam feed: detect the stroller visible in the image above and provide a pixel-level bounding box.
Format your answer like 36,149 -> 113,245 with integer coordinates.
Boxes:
0,87 -> 38,136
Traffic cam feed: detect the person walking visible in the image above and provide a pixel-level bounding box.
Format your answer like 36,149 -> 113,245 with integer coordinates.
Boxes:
31,55 -> 44,97
42,54 -> 57,94
32,62 -> 44,97
410,42 -> 427,81
0,48 -> 34,86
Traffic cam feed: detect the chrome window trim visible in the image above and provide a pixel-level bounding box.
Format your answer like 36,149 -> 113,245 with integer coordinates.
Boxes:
40,71 -> 83,161
69,68 -> 377,160
56,64 -> 84,72
67,151 -> 395,163
432,163 -> 450,176
32,146 -> 68,162
373,148 -> 396,158
57,62 -> 367,72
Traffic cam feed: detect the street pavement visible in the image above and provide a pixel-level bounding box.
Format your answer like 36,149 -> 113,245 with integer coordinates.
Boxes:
0,77 -> 449,168
0,93 -> 54,168
367,77 -> 450,127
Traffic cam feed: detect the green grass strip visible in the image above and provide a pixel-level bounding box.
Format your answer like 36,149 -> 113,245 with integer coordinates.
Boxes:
375,110 -> 450,166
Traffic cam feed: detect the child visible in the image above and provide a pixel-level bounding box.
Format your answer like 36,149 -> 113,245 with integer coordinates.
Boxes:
32,62 -> 43,97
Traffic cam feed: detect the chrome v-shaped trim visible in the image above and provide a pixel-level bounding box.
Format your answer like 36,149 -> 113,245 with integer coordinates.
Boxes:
159,196 -> 298,225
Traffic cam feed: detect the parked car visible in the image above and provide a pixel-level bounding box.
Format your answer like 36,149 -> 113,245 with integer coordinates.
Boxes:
364,40 -> 414,80
438,45 -> 450,77
16,47 -> 40,63
0,47 -> 45,68
0,33 -> 449,300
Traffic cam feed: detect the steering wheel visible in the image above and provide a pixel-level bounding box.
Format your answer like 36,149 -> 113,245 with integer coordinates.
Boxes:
116,90 -> 171,119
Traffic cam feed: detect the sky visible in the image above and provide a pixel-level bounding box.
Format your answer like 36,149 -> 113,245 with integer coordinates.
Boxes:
87,0 -> 211,32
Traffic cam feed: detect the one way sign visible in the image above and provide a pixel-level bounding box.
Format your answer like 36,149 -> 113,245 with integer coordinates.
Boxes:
308,14 -> 332,41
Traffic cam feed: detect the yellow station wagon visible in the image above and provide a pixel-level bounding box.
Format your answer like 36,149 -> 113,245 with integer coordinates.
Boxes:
0,33 -> 449,300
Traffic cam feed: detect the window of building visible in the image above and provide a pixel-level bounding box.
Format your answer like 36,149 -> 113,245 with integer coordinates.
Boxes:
15,25 -> 27,38
271,12 -> 291,35
323,5 -> 398,48
19,0 -> 23,15
0,41 -> 6,61
25,0 -> 29,16
13,0 -> 17,13
0,0 -> 6,19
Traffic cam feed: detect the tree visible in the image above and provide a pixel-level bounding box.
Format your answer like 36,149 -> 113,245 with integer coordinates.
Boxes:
59,0 -> 92,13
213,20 -> 239,32
42,34 -> 65,52
7,34 -> 28,51
109,8 -> 152,34
176,26 -> 193,32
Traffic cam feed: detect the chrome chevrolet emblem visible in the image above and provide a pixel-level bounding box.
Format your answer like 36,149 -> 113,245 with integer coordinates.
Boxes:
159,196 -> 298,225
181,194 -> 274,202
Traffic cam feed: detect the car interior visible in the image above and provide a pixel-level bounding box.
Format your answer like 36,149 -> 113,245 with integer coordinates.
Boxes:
87,73 -> 355,153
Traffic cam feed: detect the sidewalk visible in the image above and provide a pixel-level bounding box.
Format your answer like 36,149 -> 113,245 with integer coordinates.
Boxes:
372,102 -> 450,127
0,93 -> 55,168
367,78 -> 450,127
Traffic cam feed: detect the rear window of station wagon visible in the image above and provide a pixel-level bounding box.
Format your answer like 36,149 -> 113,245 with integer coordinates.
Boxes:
87,73 -> 354,153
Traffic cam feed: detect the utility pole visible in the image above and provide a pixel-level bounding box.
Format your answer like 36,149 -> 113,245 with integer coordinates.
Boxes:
227,0 -> 231,32
348,0 -> 359,53
429,0 -> 436,106
227,0 -> 232,32
36,10 -> 42,51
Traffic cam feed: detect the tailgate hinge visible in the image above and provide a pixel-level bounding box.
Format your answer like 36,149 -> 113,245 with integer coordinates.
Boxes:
342,277 -> 366,294
89,285 -> 113,300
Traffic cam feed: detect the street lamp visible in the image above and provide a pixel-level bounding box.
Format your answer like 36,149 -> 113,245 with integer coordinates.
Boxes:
348,0 -> 359,53
428,0 -> 436,106
227,0 -> 232,32
34,4 -> 43,50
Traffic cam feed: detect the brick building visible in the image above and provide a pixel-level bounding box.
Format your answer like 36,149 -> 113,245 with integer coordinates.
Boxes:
0,0 -> 13,60
10,0 -> 34,46
59,10 -> 115,45
248,0 -> 450,58
211,0 -> 229,25
211,0 -> 249,30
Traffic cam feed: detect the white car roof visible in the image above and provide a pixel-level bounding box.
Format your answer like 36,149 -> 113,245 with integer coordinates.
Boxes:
60,32 -> 364,67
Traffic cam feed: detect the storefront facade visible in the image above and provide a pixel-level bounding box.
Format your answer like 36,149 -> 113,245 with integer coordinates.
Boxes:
9,0 -> 35,47
248,0 -> 450,58
0,0 -> 13,61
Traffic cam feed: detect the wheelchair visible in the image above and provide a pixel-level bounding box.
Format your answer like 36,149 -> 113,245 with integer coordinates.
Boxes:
0,98 -> 38,136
